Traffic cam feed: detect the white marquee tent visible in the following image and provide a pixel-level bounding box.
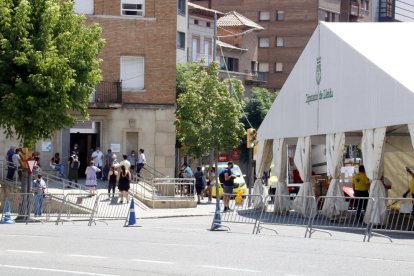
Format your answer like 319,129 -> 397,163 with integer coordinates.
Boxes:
255,22 -> 414,224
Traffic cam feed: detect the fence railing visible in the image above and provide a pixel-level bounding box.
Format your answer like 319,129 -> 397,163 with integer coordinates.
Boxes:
210,194 -> 414,242
1,192 -> 131,225
131,178 -> 195,201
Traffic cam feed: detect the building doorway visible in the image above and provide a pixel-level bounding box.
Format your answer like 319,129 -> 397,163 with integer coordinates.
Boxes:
70,121 -> 101,178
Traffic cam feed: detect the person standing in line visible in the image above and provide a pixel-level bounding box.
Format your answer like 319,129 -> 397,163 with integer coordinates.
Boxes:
103,149 -> 113,181
68,152 -> 80,187
194,166 -> 206,204
136,149 -> 146,178
51,152 -> 65,177
12,148 -> 22,181
71,143 -> 80,157
206,167 -> 216,203
111,154 -> 120,169
352,165 -> 370,221
107,165 -> 118,198
223,161 -> 236,212
128,150 -> 137,173
404,167 -> 414,213
117,165 -> 131,204
6,145 -> 16,180
119,154 -> 131,172
91,146 -> 104,180
85,160 -> 101,196
32,174 -> 46,217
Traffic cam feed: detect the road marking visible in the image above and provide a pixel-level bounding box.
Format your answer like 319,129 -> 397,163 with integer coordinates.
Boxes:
131,259 -> 175,265
138,241 -> 207,248
0,264 -> 119,276
68,254 -> 109,259
7,250 -> 45,254
201,265 -> 261,273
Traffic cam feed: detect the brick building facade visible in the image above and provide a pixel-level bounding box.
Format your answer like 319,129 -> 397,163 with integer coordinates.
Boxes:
192,0 -> 319,91
0,0 -> 177,177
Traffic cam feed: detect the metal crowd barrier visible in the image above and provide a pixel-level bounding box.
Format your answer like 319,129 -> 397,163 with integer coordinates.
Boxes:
1,193 -> 34,224
88,193 -> 130,226
152,178 -> 195,199
367,197 -> 414,241
56,193 -> 98,224
307,196 -> 374,241
211,194 -> 264,233
255,195 -> 317,237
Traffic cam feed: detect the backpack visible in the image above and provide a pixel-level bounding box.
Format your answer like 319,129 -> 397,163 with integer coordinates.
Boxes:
219,170 -> 226,183
71,158 -> 80,170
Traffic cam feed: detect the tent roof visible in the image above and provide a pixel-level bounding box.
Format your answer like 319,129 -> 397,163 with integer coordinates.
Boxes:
258,22 -> 414,141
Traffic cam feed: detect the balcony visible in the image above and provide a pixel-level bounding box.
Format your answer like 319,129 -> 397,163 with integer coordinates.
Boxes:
89,81 -> 122,109
244,71 -> 268,84
189,52 -> 215,66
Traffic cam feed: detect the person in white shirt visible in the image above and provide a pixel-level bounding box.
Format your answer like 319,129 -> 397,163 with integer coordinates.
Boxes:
91,146 -> 104,180
32,174 -> 47,217
136,149 -> 146,178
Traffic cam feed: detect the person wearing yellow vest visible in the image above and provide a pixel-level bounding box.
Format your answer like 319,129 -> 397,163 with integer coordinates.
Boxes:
404,167 -> 414,213
352,165 -> 370,221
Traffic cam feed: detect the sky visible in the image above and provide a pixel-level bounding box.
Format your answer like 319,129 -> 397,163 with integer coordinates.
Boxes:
395,0 -> 414,21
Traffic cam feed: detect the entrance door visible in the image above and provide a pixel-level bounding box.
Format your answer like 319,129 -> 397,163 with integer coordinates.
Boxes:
125,132 -> 138,155
70,133 -> 98,177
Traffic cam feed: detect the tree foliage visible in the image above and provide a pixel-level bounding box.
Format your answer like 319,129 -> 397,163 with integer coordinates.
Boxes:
175,62 -> 246,158
240,87 -> 277,161
0,0 -> 104,147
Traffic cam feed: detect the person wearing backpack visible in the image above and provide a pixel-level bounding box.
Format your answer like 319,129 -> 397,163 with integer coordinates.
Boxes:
68,152 -> 80,187
194,166 -> 206,204
223,161 -> 237,212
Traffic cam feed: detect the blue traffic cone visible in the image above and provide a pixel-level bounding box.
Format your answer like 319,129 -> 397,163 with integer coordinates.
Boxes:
1,201 -> 15,224
126,199 -> 137,226
210,207 -> 223,231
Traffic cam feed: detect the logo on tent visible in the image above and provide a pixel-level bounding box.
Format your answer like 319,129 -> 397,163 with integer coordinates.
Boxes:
316,57 -> 321,85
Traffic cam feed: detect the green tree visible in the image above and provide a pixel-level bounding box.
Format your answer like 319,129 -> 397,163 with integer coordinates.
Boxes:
240,87 -> 277,161
0,0 -> 104,148
175,62 -> 246,158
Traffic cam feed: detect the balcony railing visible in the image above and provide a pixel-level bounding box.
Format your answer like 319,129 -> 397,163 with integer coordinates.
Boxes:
244,71 -> 268,84
91,81 -> 122,104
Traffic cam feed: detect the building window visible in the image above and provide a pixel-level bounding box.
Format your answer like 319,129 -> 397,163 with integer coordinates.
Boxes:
191,37 -> 200,62
178,0 -> 186,16
194,19 -> 199,25
259,37 -> 270,48
120,56 -> 145,90
221,57 -> 239,72
258,62 -> 269,81
276,10 -> 284,21
275,62 -> 283,72
177,32 -> 185,49
121,0 -> 144,17
206,22 -> 211,27
259,11 -> 270,21
276,37 -> 284,47
203,40 -> 211,65
74,0 -> 94,14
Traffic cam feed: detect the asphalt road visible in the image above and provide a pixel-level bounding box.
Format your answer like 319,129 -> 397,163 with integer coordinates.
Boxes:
0,216 -> 414,275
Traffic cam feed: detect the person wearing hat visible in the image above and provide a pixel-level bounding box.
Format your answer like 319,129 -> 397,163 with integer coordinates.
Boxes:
32,174 -> 47,217
223,161 -> 237,212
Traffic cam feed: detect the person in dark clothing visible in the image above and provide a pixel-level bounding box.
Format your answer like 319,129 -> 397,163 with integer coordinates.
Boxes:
117,165 -> 131,204
107,165 -> 118,198
223,161 -> 236,212
194,166 -> 206,204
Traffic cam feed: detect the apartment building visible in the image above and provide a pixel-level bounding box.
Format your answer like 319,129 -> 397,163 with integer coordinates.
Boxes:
0,0 -> 177,176
187,3 -> 264,95
319,0 -> 372,22
191,0 -> 319,92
